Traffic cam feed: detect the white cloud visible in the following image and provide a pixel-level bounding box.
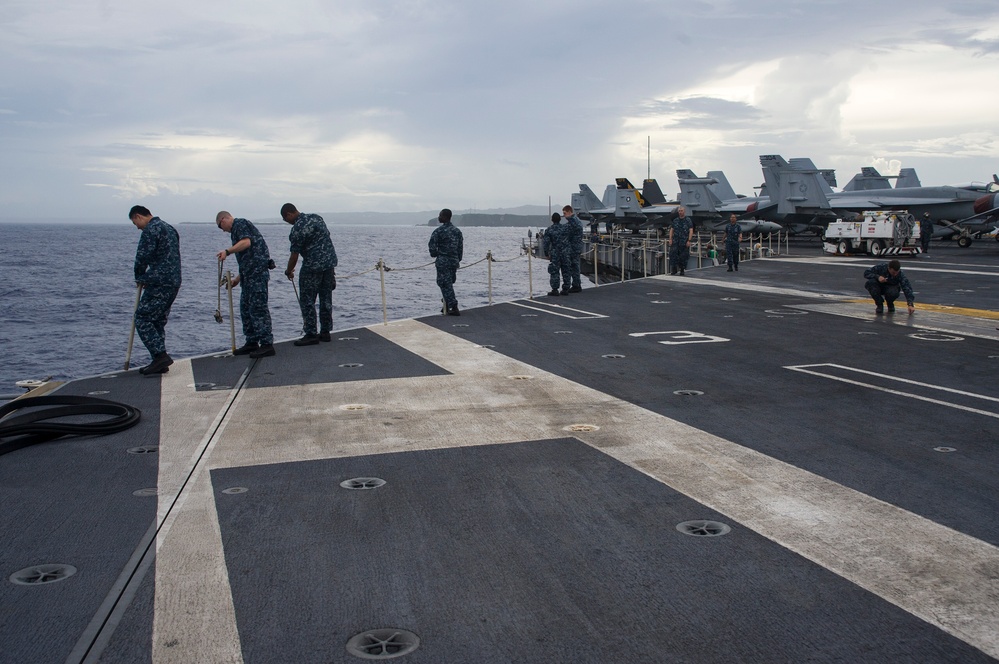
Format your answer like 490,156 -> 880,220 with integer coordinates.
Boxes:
1,0 -> 998,218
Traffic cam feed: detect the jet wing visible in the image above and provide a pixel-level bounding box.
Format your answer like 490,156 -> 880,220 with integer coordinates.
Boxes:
828,195 -> 964,210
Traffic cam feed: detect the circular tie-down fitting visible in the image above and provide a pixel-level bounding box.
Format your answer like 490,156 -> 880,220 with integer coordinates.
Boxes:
188,382 -> 216,389
673,389 -> 704,396
858,331 -> 878,336
452,323 -> 469,328
909,331 -> 965,342
475,344 -> 495,349
339,363 -> 364,368
646,292 -> 660,296
340,404 -> 370,412
507,374 -> 533,381
602,354 -> 625,359
520,314 -> 538,317
721,297 -> 740,301
10,564 -> 78,586
98,374 -> 118,380
554,331 -> 573,335
676,520 -> 731,537
934,446 -> 957,453
126,445 -> 158,455
222,487 -> 249,495
210,385 -> 233,390
132,487 -> 158,497
340,477 -> 387,490
338,336 -> 359,341
87,390 -> 110,396
765,309 -> 808,316
563,424 -> 600,433
650,300 -> 671,304
346,629 -> 420,660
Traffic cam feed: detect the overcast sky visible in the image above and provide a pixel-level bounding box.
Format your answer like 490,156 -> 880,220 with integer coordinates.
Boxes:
2,0 -> 998,221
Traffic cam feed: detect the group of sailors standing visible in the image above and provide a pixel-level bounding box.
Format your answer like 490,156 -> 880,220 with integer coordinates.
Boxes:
127,204 -> 463,375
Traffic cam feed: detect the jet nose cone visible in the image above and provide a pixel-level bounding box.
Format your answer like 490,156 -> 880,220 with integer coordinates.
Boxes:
974,193 -> 999,215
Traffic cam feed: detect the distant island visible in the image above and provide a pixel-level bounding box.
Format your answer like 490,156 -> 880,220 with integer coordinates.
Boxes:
424,212 -> 549,227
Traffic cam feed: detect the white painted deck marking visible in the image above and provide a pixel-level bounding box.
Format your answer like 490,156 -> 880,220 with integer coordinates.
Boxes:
148,320 -> 999,661
629,330 -> 730,345
786,363 -> 999,419
507,300 -> 608,319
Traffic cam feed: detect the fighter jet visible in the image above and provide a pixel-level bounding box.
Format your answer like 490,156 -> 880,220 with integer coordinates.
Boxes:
673,170 -> 782,233
569,181 -> 659,233
760,155 -> 999,246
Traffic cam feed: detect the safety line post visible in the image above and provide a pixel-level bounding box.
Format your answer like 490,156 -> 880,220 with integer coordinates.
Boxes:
593,243 -> 599,287
487,250 -> 493,305
527,242 -> 533,299
620,240 -> 625,283
378,259 -> 388,325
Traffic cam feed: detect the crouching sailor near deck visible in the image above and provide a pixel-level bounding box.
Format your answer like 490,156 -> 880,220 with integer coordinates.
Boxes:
281,203 -> 337,345
129,205 -> 181,375
215,211 -> 275,358
864,259 -> 915,315
544,213 -> 570,296
429,208 -> 463,316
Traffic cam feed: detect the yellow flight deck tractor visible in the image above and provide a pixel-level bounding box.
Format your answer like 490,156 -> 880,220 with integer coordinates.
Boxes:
823,211 -> 921,256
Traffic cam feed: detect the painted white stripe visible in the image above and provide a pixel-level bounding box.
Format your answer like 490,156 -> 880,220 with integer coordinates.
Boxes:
507,300 -> 608,319
785,363 -> 999,418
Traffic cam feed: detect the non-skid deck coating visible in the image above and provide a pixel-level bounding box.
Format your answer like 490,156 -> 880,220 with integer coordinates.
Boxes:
2,245 -> 998,663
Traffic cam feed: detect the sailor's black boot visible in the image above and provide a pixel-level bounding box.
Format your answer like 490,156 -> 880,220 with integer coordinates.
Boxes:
249,344 -> 275,358
233,342 -> 259,356
140,352 -> 173,375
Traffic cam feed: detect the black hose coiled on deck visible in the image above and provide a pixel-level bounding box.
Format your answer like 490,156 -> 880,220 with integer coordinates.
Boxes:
0,395 -> 142,457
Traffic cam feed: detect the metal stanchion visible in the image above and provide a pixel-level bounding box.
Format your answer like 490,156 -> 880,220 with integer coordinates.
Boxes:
620,240 -> 625,283
527,244 -> 533,299
124,284 -> 143,371
593,244 -> 599,287
487,250 -> 493,305
378,258 -> 388,325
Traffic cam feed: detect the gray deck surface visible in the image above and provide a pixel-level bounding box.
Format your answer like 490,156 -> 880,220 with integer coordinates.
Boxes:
1,241 -> 997,663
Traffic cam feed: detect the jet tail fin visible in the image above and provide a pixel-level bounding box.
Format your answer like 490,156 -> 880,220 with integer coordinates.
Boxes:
571,184 -> 604,218
641,179 -> 669,205
760,154 -> 830,214
896,168 -> 921,188
705,171 -> 738,200
677,169 -> 723,213
843,167 -> 893,191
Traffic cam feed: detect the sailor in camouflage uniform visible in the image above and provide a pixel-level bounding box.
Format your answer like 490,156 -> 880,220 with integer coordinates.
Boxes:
216,211 -> 275,358
668,206 -> 694,275
281,203 -> 337,345
864,259 -> 916,314
724,213 -> 742,272
129,205 -> 181,375
563,205 -> 584,292
543,213 -> 570,296
428,208 -> 463,315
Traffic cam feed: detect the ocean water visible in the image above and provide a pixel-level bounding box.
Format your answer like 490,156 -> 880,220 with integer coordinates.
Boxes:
0,222 -> 541,391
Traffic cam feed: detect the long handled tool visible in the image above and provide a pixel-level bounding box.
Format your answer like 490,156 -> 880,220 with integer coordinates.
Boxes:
214,259 -> 225,323
289,273 -> 300,305
225,269 -> 236,353
124,284 -> 143,371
